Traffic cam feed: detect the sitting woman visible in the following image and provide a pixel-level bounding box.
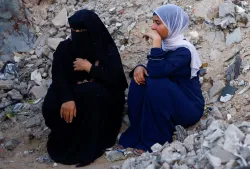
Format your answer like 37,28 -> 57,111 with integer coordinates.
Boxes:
42,10 -> 127,167
117,4 -> 204,155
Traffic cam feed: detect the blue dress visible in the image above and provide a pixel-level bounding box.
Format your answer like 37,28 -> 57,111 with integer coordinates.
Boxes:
119,47 -> 204,151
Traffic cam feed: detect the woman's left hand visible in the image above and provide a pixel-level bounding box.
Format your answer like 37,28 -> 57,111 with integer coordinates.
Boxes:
73,58 -> 92,72
143,30 -> 162,48
143,30 -> 161,41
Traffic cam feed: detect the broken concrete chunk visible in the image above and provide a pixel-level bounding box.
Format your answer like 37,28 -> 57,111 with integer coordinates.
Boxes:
48,28 -> 57,36
26,116 -> 41,128
211,146 -> 236,163
244,134 -> 250,146
30,86 -> 47,99
31,70 -> 42,86
105,150 -> 126,162
42,45 -> 52,57
52,8 -> 68,28
207,153 -> 221,167
219,3 -> 235,17
8,89 -> 23,100
226,28 -> 242,46
0,80 -> 14,90
209,80 -> 225,98
47,38 -> 64,50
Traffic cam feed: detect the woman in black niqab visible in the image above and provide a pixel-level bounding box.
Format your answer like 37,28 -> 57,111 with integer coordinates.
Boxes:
42,9 -> 127,167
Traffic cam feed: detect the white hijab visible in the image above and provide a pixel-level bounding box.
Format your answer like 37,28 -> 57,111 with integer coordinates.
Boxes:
154,4 -> 202,78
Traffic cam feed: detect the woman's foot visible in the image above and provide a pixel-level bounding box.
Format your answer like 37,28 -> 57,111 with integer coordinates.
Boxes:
113,144 -> 124,151
133,149 -> 145,156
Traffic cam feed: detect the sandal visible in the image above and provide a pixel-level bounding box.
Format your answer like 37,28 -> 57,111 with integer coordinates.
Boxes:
133,149 -> 145,156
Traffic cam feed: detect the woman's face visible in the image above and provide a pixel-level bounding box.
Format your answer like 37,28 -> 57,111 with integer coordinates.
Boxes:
151,15 -> 168,39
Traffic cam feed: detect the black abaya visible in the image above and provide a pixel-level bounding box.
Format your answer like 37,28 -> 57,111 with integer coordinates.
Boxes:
42,10 -> 127,166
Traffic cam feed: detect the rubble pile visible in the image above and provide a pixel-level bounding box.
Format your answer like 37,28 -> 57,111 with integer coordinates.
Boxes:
0,0 -> 250,168
119,120 -> 250,169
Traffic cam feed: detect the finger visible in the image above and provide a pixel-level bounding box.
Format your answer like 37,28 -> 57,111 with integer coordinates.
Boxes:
134,76 -> 140,85
138,72 -> 144,82
63,111 -> 67,122
144,70 -> 149,76
74,107 -> 76,117
69,110 -> 73,123
60,107 -> 63,118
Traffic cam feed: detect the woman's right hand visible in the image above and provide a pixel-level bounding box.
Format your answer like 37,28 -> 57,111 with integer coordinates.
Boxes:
60,101 -> 76,123
134,66 -> 148,85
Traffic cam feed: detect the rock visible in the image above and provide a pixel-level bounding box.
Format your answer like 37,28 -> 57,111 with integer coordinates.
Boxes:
5,139 -> 19,151
209,80 -> 225,98
48,28 -> 57,36
31,70 -> 42,86
210,107 -> 223,119
8,89 -> 23,100
14,82 -> 28,95
55,31 -> 66,38
105,150 -> 126,162
226,28 -> 242,46
219,3 -> 235,17
111,165 -> 121,169
224,124 -> 245,154
42,45 -> 52,57
47,38 -> 64,50
211,146 -> 236,163
151,143 -> 162,152
60,0 -> 67,4
0,80 -> 14,90
48,52 -> 54,60
52,8 -> 68,28
52,163 -> 58,167
26,116 -> 41,128
30,86 -> 47,99
244,134 -> 250,145
207,154 -> 221,168
42,73 -> 48,78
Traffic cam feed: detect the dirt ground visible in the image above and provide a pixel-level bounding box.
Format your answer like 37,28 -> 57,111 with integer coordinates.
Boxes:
0,122 -> 128,169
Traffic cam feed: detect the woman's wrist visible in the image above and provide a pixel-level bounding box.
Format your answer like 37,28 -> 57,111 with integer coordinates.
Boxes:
152,37 -> 162,48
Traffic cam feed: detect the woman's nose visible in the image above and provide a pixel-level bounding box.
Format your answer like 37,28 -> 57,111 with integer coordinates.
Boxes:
151,24 -> 156,30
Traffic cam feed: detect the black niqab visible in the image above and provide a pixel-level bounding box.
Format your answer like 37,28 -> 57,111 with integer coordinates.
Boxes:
68,9 -> 114,63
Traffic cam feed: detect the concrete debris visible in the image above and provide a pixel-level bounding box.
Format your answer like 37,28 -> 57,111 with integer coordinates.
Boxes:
226,28 -> 242,46
209,80 -> 225,98
219,3 -> 236,17
105,150 -> 126,162
30,86 -> 47,99
8,89 -> 23,100
26,116 -> 41,128
31,70 -> 42,86
52,8 -> 68,28
47,38 -> 64,50
120,119 -> 250,168
0,0 -> 250,168
0,80 -> 14,90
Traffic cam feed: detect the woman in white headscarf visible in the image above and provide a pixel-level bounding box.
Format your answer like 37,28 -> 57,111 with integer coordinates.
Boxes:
116,4 -> 204,155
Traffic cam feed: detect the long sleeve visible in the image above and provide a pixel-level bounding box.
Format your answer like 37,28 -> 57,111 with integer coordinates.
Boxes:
89,45 -> 128,90
51,42 -> 74,103
147,47 -> 191,78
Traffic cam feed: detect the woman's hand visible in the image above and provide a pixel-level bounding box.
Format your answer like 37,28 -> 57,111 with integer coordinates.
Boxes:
73,58 -> 92,72
134,66 -> 148,85
60,101 -> 76,123
143,30 -> 162,48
